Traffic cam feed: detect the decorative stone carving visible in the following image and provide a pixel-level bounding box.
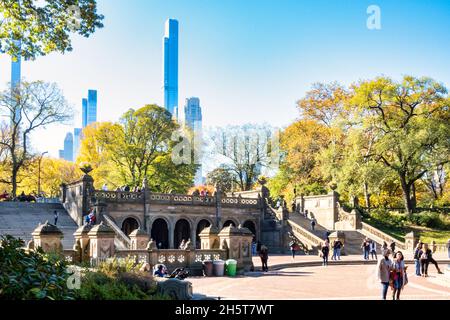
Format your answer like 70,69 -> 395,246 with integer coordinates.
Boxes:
88,222 -> 115,259
31,221 -> 63,253
129,228 -> 150,250
218,225 -> 254,272
146,238 -> 157,250
199,226 -> 220,250
156,278 -> 193,300
73,224 -> 92,262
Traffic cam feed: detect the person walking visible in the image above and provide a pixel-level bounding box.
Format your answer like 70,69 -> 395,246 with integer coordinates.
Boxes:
390,241 -> 396,255
428,241 -> 443,274
290,241 -> 298,260
413,242 -> 423,276
321,242 -> 330,266
377,249 -> 392,300
391,251 -> 407,300
311,218 -> 316,231
53,210 -> 59,226
361,239 -> 370,260
259,245 -> 269,272
332,239 -> 342,261
382,241 -> 388,251
420,243 -> 431,277
369,240 -> 378,260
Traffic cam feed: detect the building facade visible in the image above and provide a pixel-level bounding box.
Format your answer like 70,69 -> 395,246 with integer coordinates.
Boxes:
87,90 -> 98,125
163,19 -> 179,118
60,133 -> 74,162
73,128 -> 82,161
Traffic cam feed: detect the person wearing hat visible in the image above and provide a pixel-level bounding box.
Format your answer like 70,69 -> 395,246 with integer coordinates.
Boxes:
377,248 -> 393,300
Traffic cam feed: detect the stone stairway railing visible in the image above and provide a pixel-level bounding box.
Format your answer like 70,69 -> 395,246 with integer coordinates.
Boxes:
287,219 -> 323,252
359,222 -> 406,250
103,214 -> 131,249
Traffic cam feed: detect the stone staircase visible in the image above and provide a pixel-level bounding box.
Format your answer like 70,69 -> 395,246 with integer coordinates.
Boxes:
288,213 -> 329,240
0,202 -> 78,249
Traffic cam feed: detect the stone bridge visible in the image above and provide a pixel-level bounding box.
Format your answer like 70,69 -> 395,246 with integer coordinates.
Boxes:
61,174 -> 263,250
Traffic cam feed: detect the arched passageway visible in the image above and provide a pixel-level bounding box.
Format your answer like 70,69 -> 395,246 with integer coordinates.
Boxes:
196,219 -> 211,248
223,220 -> 236,228
122,217 -> 139,236
151,219 -> 169,249
174,219 -> 191,249
243,220 -> 257,241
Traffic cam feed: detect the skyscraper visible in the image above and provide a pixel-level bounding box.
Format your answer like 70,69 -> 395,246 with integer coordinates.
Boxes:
82,98 -> 88,128
163,19 -> 179,118
87,90 -> 98,125
184,98 -> 203,185
11,40 -> 22,121
184,98 -> 202,132
63,133 -> 74,162
73,128 -> 82,161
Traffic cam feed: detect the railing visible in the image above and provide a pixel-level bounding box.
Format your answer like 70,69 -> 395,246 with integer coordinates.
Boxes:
149,192 -> 261,208
360,222 -> 406,250
115,250 -> 150,263
287,220 -> 323,250
103,214 -> 131,249
94,191 -> 144,202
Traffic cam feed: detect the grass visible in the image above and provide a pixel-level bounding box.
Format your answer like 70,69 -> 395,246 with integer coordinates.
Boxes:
418,230 -> 450,244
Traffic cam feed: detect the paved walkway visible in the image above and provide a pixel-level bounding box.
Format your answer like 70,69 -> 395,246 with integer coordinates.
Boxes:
190,263 -> 450,300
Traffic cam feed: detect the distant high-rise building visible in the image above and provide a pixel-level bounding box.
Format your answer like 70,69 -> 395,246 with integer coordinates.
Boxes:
11,40 -> 22,121
163,19 -> 179,118
63,133 -> 74,162
87,90 -> 98,125
73,128 -> 82,161
82,98 -> 88,128
184,98 -> 203,186
184,98 -> 202,132
58,150 -> 65,159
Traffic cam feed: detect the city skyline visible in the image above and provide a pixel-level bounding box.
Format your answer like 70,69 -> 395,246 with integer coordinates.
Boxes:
0,0 -> 449,159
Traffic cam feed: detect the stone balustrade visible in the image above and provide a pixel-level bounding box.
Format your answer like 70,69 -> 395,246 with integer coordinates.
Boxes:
360,222 -> 406,250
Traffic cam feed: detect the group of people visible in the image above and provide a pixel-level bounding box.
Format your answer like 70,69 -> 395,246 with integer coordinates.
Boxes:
377,249 -> 408,300
413,241 -> 443,277
191,189 -> 211,197
361,238 -> 378,260
84,209 -> 97,225
109,185 -> 143,193
1,191 -> 37,202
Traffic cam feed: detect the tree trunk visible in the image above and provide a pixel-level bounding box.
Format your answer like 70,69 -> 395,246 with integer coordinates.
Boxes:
11,168 -> 18,198
411,182 -> 417,211
400,175 -> 413,216
363,182 -> 371,209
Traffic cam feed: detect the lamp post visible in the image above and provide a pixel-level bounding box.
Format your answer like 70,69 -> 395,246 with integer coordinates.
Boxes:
37,151 -> 48,196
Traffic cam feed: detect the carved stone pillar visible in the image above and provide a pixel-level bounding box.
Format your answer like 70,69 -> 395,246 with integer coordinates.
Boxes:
88,222 -> 115,259
130,228 -> 150,250
199,226 -> 220,249
405,231 -> 419,252
73,224 -> 93,263
218,225 -> 254,272
31,221 -> 64,254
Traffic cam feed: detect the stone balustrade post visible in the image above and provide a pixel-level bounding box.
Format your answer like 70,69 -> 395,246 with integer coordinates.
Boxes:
73,224 -> 93,263
218,225 -> 254,273
88,222 -> 116,259
199,226 -> 220,249
31,221 -> 64,254
130,228 -> 150,250
405,231 -> 419,252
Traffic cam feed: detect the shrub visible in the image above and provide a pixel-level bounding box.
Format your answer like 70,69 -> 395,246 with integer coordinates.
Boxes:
0,235 -> 75,300
409,212 -> 450,230
370,208 -> 406,228
97,256 -> 138,276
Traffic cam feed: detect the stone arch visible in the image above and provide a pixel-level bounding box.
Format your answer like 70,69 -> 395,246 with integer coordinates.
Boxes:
243,220 -> 257,241
121,217 -> 139,236
196,219 -> 212,249
151,218 -> 169,249
223,219 -> 238,228
174,218 -> 191,249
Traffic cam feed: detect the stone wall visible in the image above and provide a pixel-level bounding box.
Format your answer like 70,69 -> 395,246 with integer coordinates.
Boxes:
295,192 -> 339,230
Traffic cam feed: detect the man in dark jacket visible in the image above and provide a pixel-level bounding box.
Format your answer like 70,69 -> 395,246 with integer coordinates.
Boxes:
259,245 -> 269,272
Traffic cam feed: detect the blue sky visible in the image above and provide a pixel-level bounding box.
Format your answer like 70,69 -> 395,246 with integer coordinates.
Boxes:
1,0 -> 450,158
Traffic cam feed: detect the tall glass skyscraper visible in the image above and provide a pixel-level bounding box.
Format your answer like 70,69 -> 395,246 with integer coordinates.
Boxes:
73,128 -> 82,161
63,133 -> 74,162
163,19 -> 179,118
11,40 -> 22,121
82,98 -> 88,128
184,98 -> 203,185
87,90 -> 98,125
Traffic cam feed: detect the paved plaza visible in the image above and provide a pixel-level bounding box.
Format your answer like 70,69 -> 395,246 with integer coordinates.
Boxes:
189,255 -> 450,300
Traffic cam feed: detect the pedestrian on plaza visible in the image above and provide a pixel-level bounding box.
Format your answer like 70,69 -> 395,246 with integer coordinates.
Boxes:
53,210 -> 59,225
332,238 -> 342,261
382,241 -> 388,251
390,241 -> 396,255
361,238 -> 370,260
259,245 -> 269,272
413,242 -> 423,276
290,241 -> 299,259
321,242 -> 330,266
420,243 -> 431,277
311,219 -> 316,231
391,251 -> 408,300
369,240 -> 378,260
428,241 -> 443,274
377,249 -> 393,300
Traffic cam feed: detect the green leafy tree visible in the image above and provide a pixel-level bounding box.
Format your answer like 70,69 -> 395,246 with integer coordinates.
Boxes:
350,76 -> 450,214
0,0 -> 104,60
206,166 -> 235,192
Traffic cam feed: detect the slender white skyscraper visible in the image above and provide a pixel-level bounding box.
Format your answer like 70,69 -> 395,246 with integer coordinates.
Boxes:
163,19 -> 179,119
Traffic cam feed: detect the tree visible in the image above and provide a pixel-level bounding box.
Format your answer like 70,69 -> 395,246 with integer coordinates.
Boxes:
206,166 -> 235,192
208,124 -> 276,191
350,76 -> 450,214
0,0 -> 104,60
0,81 -> 72,197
